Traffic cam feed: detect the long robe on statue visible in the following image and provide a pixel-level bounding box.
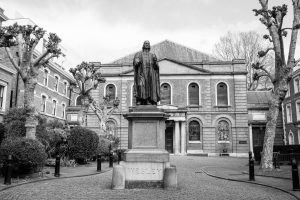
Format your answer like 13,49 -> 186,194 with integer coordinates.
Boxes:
133,50 -> 160,104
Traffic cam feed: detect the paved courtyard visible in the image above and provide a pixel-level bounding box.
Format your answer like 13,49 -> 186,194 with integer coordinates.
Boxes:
0,156 -> 298,200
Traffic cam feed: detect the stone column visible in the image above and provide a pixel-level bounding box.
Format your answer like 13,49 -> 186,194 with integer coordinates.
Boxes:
174,121 -> 180,155
180,121 -> 186,155
249,124 -> 253,156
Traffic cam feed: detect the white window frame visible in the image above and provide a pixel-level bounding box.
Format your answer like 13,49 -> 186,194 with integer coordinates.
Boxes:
0,81 -> 8,112
289,130 -> 295,145
215,81 -> 230,106
286,103 -> 292,123
186,82 -> 201,106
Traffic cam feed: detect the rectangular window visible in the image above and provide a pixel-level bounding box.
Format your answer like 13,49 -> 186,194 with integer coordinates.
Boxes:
286,83 -> 290,97
286,104 -> 292,123
295,78 -> 300,93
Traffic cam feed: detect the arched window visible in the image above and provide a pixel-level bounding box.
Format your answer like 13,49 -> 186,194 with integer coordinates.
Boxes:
189,120 -> 201,141
289,131 -> 295,145
76,95 -> 82,106
217,120 -> 230,141
52,100 -> 57,116
43,69 -> 49,86
160,83 -> 171,105
106,84 -> 116,101
63,82 -> 68,95
41,95 -> 47,112
217,82 -> 228,106
188,83 -> 199,105
62,103 -> 66,119
54,75 -> 59,91
106,120 -> 117,136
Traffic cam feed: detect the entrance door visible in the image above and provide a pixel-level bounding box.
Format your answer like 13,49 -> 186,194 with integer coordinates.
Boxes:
252,126 -> 266,147
165,127 -> 173,153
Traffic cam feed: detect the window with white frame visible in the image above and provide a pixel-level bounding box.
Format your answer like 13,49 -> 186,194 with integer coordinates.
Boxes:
295,77 -> 300,93
286,83 -> 290,97
52,100 -> 57,116
62,103 -> 66,118
41,95 -> 47,112
289,131 -> 295,145
43,69 -> 49,86
0,84 -> 7,111
286,104 -> 292,123
54,76 -> 59,91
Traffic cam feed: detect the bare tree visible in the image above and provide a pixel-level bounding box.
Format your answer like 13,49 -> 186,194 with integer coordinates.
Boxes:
253,0 -> 300,170
0,23 -> 61,139
214,31 -> 274,90
69,62 -> 119,134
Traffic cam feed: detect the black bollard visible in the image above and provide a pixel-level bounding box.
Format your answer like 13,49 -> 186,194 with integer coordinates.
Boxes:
109,152 -> 113,168
118,151 -> 122,164
54,155 -> 60,177
4,155 -> 12,185
249,151 -> 252,161
291,158 -> 300,191
249,157 -> 255,181
97,154 -> 102,172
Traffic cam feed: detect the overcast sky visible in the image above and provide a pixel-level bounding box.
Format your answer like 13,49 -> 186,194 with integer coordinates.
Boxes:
1,0 -> 299,65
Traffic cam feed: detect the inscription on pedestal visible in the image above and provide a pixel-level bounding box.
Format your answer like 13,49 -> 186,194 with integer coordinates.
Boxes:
124,162 -> 164,181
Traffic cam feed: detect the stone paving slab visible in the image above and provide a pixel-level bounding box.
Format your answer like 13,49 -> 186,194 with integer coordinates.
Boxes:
0,156 -> 297,200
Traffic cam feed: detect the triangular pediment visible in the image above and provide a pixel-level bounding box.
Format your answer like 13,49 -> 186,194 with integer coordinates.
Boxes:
121,58 -> 211,75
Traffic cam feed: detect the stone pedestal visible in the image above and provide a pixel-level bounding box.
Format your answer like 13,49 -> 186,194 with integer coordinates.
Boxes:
122,105 -> 170,188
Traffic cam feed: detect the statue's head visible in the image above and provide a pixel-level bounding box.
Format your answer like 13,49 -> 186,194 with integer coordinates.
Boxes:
142,40 -> 150,51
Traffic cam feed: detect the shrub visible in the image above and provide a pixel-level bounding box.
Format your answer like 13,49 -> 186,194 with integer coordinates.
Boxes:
97,136 -> 111,156
3,107 -> 28,138
0,137 -> 47,174
68,126 -> 99,164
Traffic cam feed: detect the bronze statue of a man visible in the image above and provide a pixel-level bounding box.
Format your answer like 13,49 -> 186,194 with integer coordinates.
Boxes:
133,40 -> 160,105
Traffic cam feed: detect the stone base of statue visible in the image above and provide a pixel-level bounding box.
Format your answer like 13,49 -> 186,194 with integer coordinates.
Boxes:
119,105 -> 172,188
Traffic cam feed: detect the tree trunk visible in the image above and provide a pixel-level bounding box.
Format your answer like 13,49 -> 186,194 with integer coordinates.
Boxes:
260,80 -> 286,170
24,78 -> 38,139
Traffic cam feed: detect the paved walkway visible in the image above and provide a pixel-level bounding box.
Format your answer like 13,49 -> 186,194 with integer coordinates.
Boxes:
0,156 -> 299,200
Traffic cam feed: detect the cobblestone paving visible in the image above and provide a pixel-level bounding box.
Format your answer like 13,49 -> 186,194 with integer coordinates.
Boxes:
0,156 -> 296,200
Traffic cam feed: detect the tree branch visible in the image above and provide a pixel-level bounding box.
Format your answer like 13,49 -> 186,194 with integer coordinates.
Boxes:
33,50 -> 49,66
4,47 -> 24,79
39,54 -> 57,66
288,0 -> 300,65
295,58 -> 300,65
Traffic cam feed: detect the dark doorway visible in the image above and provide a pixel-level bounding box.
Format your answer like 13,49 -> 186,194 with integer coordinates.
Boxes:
252,126 -> 266,147
165,126 -> 173,153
